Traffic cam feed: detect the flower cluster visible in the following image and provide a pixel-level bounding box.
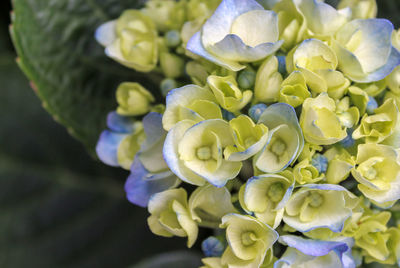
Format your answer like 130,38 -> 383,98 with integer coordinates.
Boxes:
95,0 -> 400,267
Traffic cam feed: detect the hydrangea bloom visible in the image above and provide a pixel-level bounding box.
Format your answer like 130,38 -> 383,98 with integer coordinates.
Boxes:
94,0 -> 400,266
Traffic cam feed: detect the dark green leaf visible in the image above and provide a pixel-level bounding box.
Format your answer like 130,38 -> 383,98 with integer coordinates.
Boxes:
10,0 -> 163,154
0,53 -> 185,268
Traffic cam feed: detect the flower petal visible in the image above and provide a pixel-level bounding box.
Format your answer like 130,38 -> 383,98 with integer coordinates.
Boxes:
96,130 -> 127,167
296,0 -> 349,36
279,235 -> 348,257
163,84 -> 217,131
163,120 -> 207,186
336,19 -> 393,73
187,31 -> 246,71
208,34 -> 283,62
201,0 -> 264,48
106,111 -> 135,133
124,159 -> 180,207
95,20 -> 117,47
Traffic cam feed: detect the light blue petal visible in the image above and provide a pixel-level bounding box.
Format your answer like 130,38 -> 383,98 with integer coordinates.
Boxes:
276,236 -> 356,268
201,0 -> 264,48
279,235 -> 348,257
96,130 -> 127,167
337,237 -> 356,268
107,111 -> 135,133
138,113 -> 169,173
360,47 -> 400,82
141,112 -> 164,151
338,19 -> 393,74
95,20 -> 117,47
187,32 -> 246,71
124,158 -> 180,207
208,34 -> 283,62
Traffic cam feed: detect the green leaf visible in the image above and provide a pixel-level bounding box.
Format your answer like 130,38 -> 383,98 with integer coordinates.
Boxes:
0,53 -> 185,268
10,0 -> 163,154
132,251 -> 202,268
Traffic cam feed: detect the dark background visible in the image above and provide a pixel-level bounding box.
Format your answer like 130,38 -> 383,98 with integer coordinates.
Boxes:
0,1 -> 195,267
1,1 -> 400,268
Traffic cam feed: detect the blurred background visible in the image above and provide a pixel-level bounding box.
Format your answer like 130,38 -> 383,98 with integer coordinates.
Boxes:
0,1 -> 201,267
1,0 -> 400,268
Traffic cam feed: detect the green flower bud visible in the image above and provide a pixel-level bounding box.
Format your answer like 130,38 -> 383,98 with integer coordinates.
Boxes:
237,69 -> 256,90
165,30 -> 181,48
116,82 -> 155,116
248,103 -> 268,123
160,78 -> 178,97
160,52 -> 185,78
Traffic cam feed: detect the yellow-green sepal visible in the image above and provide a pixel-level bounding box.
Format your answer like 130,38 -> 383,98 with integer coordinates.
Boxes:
147,188 -> 198,248
207,75 -> 253,113
279,71 -> 311,108
224,115 -> 269,161
188,184 -> 236,228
